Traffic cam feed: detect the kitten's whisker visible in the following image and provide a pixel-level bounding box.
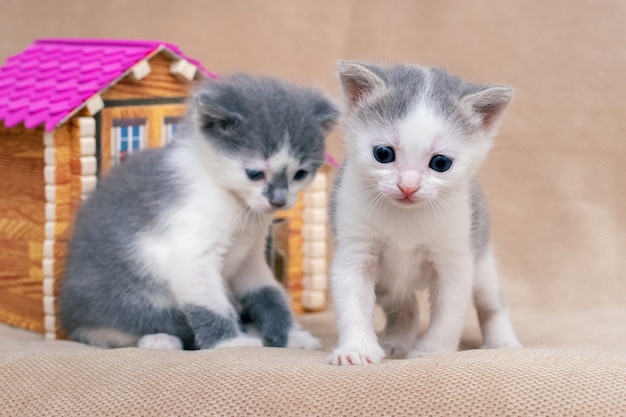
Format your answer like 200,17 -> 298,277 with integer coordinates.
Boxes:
362,190 -> 389,219
353,186 -> 387,217
429,198 -> 446,229
435,194 -> 459,218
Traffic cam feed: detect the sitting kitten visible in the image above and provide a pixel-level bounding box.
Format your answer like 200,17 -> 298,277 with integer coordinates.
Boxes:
59,74 -> 338,350
328,61 -> 521,365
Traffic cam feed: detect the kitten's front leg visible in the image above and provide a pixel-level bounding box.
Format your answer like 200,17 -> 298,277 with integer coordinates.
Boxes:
239,285 -> 293,347
233,244 -> 320,350
378,290 -> 420,357
327,245 -> 385,366
183,304 -> 261,349
408,253 -> 474,358
174,263 -> 261,349
473,246 -> 521,349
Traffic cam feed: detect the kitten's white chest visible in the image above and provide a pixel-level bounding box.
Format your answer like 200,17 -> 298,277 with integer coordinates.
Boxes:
220,218 -> 269,279
378,241 -> 431,291
355,189 -> 472,292
138,178 -> 246,285
368,203 -> 443,250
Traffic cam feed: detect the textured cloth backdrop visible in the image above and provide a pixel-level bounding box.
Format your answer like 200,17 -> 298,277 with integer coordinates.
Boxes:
1,0 -> 625,343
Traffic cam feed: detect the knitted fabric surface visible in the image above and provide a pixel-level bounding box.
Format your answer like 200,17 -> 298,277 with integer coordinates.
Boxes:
2,342 -> 625,417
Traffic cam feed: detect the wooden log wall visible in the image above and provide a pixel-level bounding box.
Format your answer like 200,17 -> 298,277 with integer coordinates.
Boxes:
0,123 -> 46,332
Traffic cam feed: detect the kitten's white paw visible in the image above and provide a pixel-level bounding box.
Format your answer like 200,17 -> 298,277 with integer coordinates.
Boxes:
407,342 -> 457,359
480,319 -> 522,349
407,339 -> 458,359
406,350 -> 445,359
480,339 -> 522,350
327,345 -> 385,366
137,333 -> 184,350
287,329 -> 321,350
214,335 -> 264,349
380,337 -> 415,358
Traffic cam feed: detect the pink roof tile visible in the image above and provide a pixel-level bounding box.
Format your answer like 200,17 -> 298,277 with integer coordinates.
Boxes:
0,38 -> 216,131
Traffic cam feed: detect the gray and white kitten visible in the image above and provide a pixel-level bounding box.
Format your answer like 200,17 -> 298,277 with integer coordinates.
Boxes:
59,74 -> 338,350
328,61 -> 520,365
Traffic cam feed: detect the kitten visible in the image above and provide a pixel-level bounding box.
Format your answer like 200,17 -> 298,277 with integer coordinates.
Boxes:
59,74 -> 338,350
327,61 -> 521,365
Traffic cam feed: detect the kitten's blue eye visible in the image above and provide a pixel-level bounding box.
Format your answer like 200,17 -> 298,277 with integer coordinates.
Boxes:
245,169 -> 265,181
373,146 -> 395,163
293,170 -> 308,181
429,155 -> 453,172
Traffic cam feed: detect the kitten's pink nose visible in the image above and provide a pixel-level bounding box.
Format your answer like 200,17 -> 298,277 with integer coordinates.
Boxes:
398,170 -> 420,198
398,184 -> 419,198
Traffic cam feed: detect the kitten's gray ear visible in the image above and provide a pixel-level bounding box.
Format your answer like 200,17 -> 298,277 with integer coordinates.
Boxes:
460,86 -> 513,133
338,61 -> 386,108
312,98 -> 339,132
194,91 -> 243,135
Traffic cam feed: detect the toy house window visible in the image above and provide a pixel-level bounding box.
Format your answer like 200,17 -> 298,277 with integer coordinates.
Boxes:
162,116 -> 182,144
111,118 -> 146,166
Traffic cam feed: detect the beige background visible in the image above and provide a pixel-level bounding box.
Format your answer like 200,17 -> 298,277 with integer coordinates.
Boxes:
1,0 -> 625,347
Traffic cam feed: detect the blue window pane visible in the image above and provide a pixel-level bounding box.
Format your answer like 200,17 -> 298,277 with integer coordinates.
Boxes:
120,139 -> 128,152
132,125 -> 140,137
171,124 -> 178,134
132,139 -> 141,150
120,126 -> 129,139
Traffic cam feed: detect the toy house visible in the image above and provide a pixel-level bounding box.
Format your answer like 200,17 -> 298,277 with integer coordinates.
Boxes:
275,170 -> 329,314
0,38 -> 329,340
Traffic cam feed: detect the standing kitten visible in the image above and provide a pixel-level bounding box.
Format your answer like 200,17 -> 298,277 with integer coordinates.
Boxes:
59,74 -> 338,350
328,61 -> 520,365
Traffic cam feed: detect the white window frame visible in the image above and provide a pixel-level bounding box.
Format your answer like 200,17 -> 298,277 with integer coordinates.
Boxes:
162,116 -> 181,145
111,118 -> 146,167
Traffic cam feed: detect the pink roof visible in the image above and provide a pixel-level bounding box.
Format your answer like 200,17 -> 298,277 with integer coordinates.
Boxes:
0,38 -> 216,131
